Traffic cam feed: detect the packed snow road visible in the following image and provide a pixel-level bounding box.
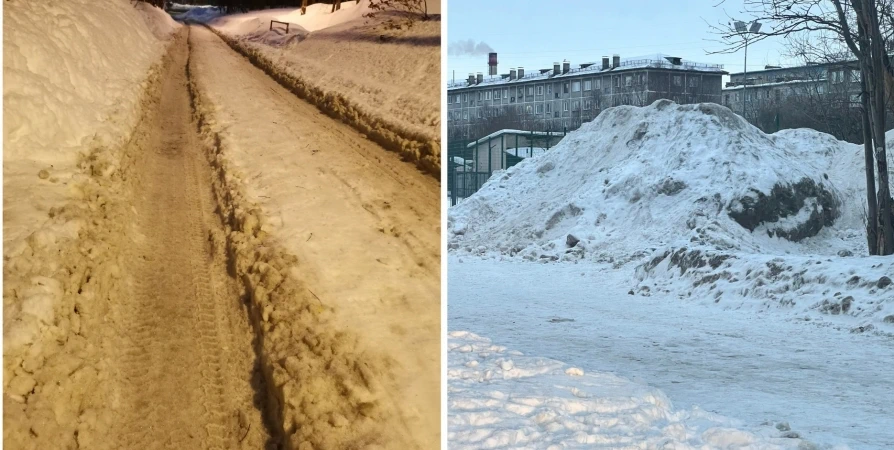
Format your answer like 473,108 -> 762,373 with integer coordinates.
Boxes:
449,257 -> 894,449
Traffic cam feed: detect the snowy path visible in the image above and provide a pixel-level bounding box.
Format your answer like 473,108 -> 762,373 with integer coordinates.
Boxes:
187,25 -> 440,447
449,257 -> 894,449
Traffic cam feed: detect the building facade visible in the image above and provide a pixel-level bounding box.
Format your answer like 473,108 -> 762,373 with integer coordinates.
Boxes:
721,61 -> 863,140
447,54 -> 726,139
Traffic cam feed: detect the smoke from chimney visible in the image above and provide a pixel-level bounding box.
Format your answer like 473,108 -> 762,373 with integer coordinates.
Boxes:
449,39 -> 496,56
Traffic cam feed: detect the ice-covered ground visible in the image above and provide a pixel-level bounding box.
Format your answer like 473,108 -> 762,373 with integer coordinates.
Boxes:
449,257 -> 894,449
178,0 -> 441,174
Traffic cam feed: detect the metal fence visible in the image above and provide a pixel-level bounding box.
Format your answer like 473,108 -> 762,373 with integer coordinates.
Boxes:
447,129 -> 567,206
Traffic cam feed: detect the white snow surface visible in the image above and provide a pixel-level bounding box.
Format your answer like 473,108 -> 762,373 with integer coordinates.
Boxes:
449,257 -> 894,449
449,330 -> 809,449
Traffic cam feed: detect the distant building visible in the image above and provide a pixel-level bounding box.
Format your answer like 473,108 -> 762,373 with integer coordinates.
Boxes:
721,60 -> 863,140
447,53 -> 727,139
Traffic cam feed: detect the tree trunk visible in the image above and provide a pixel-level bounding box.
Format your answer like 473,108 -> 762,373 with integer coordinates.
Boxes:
861,76 -> 879,255
865,0 -> 894,254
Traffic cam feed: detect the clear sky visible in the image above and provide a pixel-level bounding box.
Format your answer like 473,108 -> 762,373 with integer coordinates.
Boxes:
446,0 -> 791,85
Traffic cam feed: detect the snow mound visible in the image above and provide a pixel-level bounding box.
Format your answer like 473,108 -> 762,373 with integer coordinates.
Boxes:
135,2 -> 181,40
449,100 -> 867,262
449,331 -> 811,449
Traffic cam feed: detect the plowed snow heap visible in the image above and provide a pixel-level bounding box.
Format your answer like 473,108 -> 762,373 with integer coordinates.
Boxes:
449,99 -> 874,263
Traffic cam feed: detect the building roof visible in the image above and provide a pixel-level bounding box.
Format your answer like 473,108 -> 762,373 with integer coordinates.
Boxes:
447,53 -> 726,91
728,60 -> 859,77
466,129 -> 567,147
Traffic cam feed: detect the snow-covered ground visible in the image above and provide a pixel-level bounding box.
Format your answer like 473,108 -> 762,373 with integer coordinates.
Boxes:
448,100 -> 894,448
450,330 -> 811,450
449,258 -> 894,449
178,0 -> 441,174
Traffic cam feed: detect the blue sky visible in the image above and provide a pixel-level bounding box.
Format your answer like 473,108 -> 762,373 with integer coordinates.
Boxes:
446,0 -> 791,84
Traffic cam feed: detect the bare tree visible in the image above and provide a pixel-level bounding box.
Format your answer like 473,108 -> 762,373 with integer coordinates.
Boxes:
711,0 -> 894,255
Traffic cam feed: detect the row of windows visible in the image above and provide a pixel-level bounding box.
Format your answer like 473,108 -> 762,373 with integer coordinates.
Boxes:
723,83 -> 836,104
447,100 -> 597,121
448,74 -> 701,104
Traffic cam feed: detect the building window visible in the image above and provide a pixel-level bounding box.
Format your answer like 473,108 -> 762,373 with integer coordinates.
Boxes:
673,75 -> 682,87
584,79 -> 592,91
455,95 -> 460,104
546,103 -> 552,113
503,88 -> 509,98
563,101 -> 569,112
625,75 -> 632,87
510,96 -> 516,103
851,70 -> 861,83
477,109 -> 482,118
547,84 -> 553,95
494,89 -> 501,99
485,90 -> 492,100
562,83 -> 568,93
584,100 -> 592,110
572,100 -> 580,111
527,86 -> 535,96
689,77 -> 699,87
724,94 -> 729,105
525,105 -> 533,114
572,81 -> 581,92
462,93 -> 468,102
595,78 -> 601,90
537,85 -> 544,95
614,77 -> 620,88
463,111 -> 469,120
536,104 -> 544,114
735,92 -> 740,101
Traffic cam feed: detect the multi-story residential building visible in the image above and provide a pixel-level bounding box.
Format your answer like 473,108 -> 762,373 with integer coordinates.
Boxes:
447,53 -> 726,138
721,60 -> 863,140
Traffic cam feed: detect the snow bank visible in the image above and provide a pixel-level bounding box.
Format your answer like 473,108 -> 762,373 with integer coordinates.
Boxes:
3,0 -> 179,246
4,1 -> 178,447
198,0 -> 441,175
448,100 -> 894,329
449,331 -> 813,449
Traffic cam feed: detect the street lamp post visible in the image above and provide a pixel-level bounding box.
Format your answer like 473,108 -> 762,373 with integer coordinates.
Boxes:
735,20 -> 762,119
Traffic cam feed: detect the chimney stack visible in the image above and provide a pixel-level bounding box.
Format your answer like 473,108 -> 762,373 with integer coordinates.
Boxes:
602,56 -> 609,70
510,68 -> 517,80
612,54 -> 620,68
468,73 -> 475,86
517,67 -> 525,78
553,62 -> 560,76
488,52 -> 498,76
476,72 -> 483,84
562,60 -> 570,74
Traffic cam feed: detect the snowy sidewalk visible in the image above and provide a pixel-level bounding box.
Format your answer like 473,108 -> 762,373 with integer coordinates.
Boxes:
449,257 -> 894,449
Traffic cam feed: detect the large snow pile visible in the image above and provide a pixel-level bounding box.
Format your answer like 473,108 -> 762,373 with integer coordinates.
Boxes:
192,0 -> 441,174
449,331 -> 813,449
448,100 -> 894,328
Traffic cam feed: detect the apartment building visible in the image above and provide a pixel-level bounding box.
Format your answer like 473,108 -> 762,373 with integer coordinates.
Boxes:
722,61 -> 862,119
447,53 -> 726,138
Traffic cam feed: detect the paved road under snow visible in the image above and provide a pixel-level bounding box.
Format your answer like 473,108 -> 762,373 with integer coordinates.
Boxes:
448,257 -> 894,449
